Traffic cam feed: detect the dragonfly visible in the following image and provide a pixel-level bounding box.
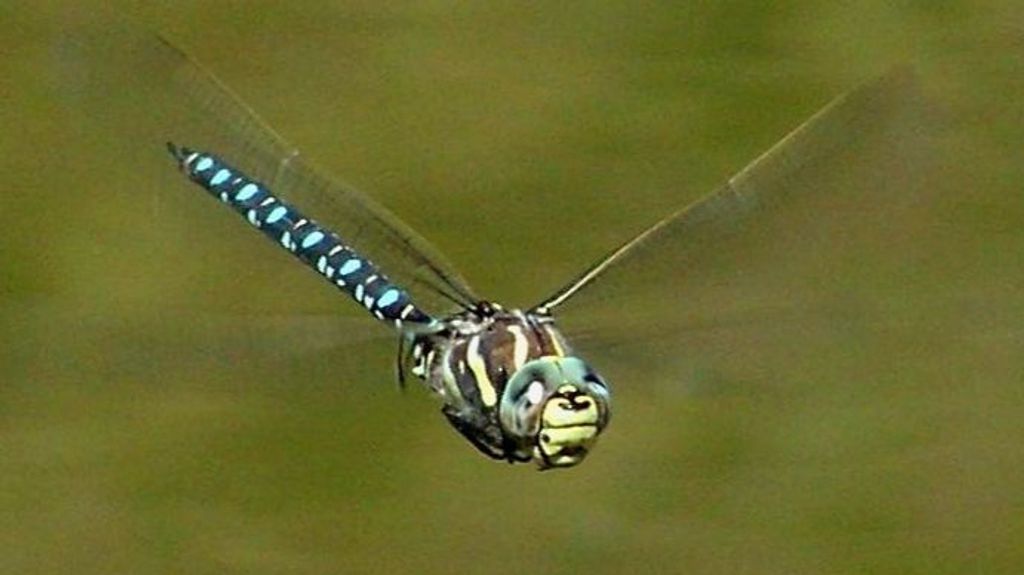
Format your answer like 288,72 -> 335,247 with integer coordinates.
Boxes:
64,25 -> 939,470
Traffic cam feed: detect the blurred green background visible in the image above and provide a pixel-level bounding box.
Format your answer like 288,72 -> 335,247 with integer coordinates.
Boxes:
2,2 -> 1023,574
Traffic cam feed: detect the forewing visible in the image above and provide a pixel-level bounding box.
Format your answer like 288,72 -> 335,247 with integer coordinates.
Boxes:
59,19 -> 477,317
540,69 -> 996,391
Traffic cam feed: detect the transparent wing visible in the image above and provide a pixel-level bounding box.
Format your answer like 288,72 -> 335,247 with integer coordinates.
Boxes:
59,19 -> 478,317
537,69 -> 1006,389
3,301 -> 391,361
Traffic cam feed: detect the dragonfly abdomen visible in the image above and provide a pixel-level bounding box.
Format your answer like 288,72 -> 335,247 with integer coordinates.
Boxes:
168,144 -> 434,327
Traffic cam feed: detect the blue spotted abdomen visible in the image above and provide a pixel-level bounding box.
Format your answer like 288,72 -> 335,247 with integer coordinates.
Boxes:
169,144 -> 434,327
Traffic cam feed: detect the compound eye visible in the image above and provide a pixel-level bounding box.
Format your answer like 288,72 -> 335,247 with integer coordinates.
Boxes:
583,372 -> 604,387
524,380 -> 545,406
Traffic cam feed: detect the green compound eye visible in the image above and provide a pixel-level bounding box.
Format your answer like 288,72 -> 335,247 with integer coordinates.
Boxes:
499,357 -> 611,469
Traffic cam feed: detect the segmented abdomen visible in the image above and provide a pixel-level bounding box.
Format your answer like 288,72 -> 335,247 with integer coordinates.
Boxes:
169,144 -> 434,328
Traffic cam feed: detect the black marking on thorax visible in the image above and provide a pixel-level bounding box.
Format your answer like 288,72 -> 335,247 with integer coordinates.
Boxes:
411,308 -> 570,417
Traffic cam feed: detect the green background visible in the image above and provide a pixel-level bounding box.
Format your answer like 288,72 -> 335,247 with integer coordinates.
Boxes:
2,2 -> 1022,574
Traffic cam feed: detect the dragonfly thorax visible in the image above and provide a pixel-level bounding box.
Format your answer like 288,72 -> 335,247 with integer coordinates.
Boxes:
405,303 -> 611,469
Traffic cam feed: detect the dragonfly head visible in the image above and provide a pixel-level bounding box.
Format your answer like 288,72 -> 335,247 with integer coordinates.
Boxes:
499,356 -> 611,469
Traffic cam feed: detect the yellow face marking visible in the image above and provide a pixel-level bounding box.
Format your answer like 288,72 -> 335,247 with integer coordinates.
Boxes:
508,325 -> 529,371
466,335 -> 498,407
541,426 -> 598,448
542,393 -> 600,429
537,425 -> 599,465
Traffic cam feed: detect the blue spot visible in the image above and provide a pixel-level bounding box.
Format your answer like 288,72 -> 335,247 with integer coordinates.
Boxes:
195,157 -> 214,171
235,183 -> 259,202
265,206 -> 288,224
376,289 -> 400,308
301,231 -> 324,249
210,169 -> 231,186
338,259 -> 362,276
